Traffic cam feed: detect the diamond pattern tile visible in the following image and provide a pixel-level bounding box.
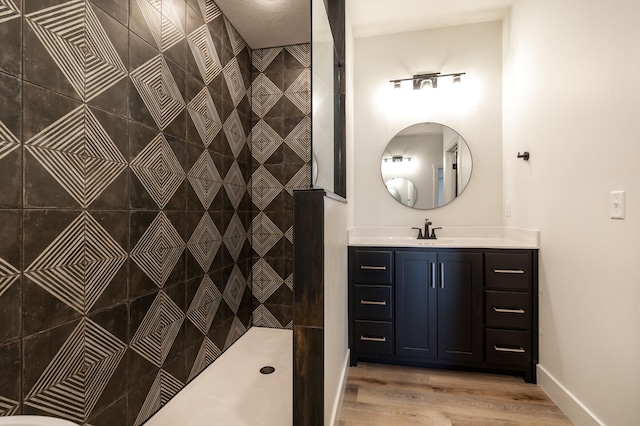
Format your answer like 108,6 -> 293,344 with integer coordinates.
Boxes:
186,275 -> 221,335
130,291 -> 185,367
130,54 -> 186,130
252,48 -> 282,73
223,213 -> 245,261
0,120 -> 20,161
135,0 -> 185,52
187,86 -> 223,147
223,17 -> 246,56
24,212 -> 127,314
188,337 -> 221,381
0,396 -> 19,416
251,213 -> 282,258
24,318 -> 127,424
251,258 -> 283,304
187,150 -> 222,209
223,161 -> 246,210
134,369 -> 183,426
251,120 -> 282,164
222,265 -> 245,314
0,0 -> 20,24
250,166 -> 282,211
187,213 -> 222,273
223,109 -> 247,159
187,24 -> 222,85
252,304 -> 284,329
222,58 -> 246,107
25,0 -> 128,101
196,0 -> 221,23
284,116 -> 311,163
223,316 -> 246,350
285,70 -> 311,115
130,212 -> 185,288
0,257 -> 19,298
285,164 -> 311,195
285,44 -> 311,68
131,133 -> 186,209
251,74 -> 283,118
25,105 -> 128,208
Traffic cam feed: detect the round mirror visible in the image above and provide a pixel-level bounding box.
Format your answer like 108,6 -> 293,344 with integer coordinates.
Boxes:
381,123 -> 472,209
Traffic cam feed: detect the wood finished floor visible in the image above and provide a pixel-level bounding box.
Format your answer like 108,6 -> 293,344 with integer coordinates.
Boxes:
337,363 -> 573,425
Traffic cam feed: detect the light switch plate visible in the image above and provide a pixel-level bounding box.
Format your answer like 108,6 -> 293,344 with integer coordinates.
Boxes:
610,191 -> 625,219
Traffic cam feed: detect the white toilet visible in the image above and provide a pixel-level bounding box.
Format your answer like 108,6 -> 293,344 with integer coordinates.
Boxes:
0,417 -> 78,426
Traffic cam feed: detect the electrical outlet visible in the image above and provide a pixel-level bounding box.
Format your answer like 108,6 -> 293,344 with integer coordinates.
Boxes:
610,191 -> 625,219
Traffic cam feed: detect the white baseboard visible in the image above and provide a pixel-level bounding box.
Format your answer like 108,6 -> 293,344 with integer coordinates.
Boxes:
330,349 -> 350,426
537,365 -> 604,426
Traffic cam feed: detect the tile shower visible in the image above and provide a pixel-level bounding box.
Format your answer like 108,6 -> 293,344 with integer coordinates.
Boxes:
0,0 -> 310,424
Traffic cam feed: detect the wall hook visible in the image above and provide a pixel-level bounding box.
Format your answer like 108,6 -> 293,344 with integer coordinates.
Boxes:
517,152 -> 530,161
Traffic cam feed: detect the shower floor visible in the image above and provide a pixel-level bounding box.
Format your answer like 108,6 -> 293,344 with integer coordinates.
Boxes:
145,327 -> 293,426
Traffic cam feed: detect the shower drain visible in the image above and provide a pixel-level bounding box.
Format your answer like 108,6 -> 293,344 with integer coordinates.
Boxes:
260,366 -> 275,374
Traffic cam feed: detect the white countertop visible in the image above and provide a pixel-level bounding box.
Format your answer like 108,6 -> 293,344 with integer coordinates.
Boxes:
348,226 -> 539,249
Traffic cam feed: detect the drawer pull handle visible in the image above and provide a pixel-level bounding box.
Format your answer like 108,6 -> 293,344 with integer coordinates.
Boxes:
492,269 -> 525,274
361,265 -> 387,270
360,300 -> 387,306
493,307 -> 525,314
360,336 -> 387,342
494,345 -> 526,353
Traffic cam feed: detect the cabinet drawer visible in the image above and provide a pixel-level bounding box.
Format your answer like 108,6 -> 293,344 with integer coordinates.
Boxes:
485,252 -> 531,290
486,329 -> 531,366
355,285 -> 392,320
485,291 -> 531,330
355,321 -> 393,355
354,250 -> 393,284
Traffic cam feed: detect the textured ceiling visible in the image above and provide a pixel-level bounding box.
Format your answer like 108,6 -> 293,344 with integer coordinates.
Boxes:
215,0 -> 514,50
215,0 -> 311,49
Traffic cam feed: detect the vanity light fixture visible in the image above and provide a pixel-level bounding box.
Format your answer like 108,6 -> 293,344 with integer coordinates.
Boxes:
390,72 -> 466,90
384,155 -> 412,163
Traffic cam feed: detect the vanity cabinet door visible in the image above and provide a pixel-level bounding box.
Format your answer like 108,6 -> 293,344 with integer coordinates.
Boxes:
395,251 -> 438,359
436,252 -> 483,363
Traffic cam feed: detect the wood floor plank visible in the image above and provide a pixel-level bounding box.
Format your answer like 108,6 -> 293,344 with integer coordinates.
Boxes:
337,363 -> 573,425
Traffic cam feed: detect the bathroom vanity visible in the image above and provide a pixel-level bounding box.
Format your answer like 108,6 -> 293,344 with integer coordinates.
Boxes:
348,228 -> 539,383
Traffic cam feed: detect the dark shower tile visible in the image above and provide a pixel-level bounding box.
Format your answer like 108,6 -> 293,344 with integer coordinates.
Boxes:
22,81 -> 79,140
91,0 -> 129,26
128,0 -> 160,50
22,319 -> 79,398
284,47 -> 309,70
284,68 -> 307,90
284,94 -> 309,119
88,304 -> 129,416
262,49 -> 286,74
185,0 -> 206,35
87,394 -> 128,426
265,283 -> 293,306
0,4 -> 22,78
0,340 -> 21,416
22,274 -> 82,336
0,76 -> 21,208
126,371 -> 155,425
264,304 -> 292,328
23,18 -> 81,101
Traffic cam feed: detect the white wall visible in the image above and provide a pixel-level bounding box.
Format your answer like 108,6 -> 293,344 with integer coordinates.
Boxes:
353,22 -> 503,227
503,1 -> 640,424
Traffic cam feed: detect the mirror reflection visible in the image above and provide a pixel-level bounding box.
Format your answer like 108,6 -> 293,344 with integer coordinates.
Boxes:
381,123 -> 472,209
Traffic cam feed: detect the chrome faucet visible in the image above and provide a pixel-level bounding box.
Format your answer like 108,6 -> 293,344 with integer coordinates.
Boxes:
413,219 -> 441,239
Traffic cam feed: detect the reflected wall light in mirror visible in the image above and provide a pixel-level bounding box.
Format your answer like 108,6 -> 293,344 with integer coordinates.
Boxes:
390,72 -> 466,91
381,122 -> 472,210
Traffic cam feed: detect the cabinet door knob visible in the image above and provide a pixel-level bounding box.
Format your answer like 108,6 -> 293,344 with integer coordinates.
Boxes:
492,269 -> 525,274
360,336 -> 387,342
360,300 -> 387,306
492,307 -> 525,314
360,265 -> 387,270
493,345 -> 526,353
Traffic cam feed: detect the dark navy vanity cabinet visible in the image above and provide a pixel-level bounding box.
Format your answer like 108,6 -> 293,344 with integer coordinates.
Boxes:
348,246 -> 539,383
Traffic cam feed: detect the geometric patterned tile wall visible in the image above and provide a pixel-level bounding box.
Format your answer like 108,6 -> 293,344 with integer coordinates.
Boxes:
250,44 -> 311,330
0,0 -> 254,424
